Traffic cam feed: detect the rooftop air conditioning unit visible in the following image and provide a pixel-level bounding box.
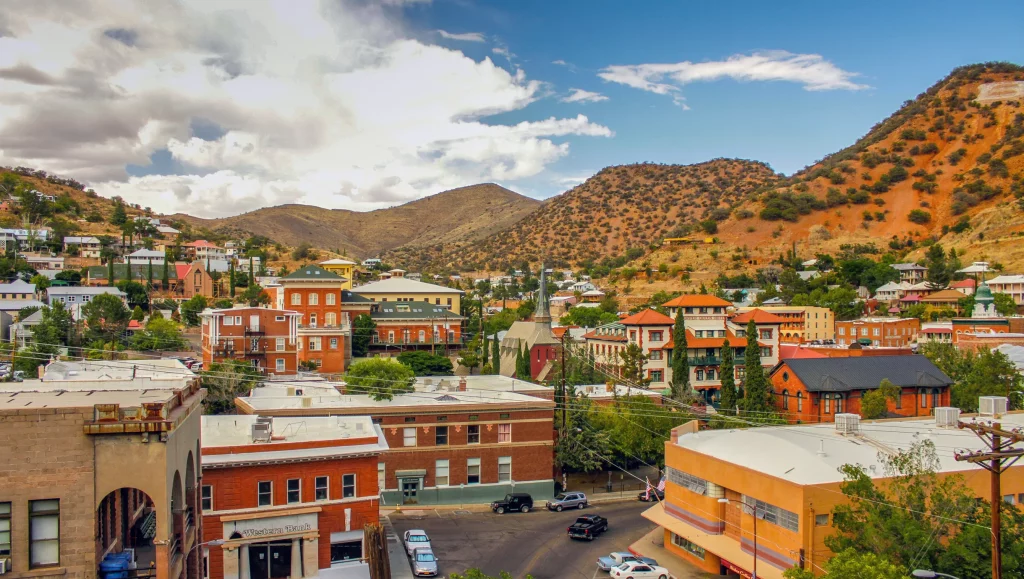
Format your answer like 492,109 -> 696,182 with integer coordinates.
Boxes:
980,396 -> 1008,418
302,397 -> 313,408
934,407 -> 961,428
251,422 -> 272,443
0,557 -> 9,574
834,413 -> 861,435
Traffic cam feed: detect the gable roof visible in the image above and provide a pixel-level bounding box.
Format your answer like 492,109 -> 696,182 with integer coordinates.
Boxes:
778,345 -> 828,359
175,263 -> 191,279
356,277 -> 463,294
281,265 -> 345,282
620,309 -> 674,326
950,279 -> 977,289
342,290 -> 372,303
320,258 -> 357,266
662,295 -> 732,308
730,308 -> 787,325
0,279 -> 35,292
921,289 -> 967,302
774,355 -> 952,392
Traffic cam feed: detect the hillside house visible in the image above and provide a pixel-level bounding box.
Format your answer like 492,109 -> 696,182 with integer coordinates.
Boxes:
63,235 -> 102,258
988,274 -> 1024,306
891,263 -> 927,284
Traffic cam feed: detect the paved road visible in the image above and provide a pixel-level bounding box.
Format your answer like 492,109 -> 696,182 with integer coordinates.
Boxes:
390,501 -> 657,579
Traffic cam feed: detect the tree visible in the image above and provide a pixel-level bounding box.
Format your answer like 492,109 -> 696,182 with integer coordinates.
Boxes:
110,200 -> 128,226
131,316 -> 187,351
229,261 -> 236,298
995,292 -> 1019,316
559,306 -> 618,327
669,312 -> 690,401
180,295 -> 208,327
147,259 -> 154,289
595,394 -> 685,469
41,301 -> 74,346
481,333 -> 489,370
116,280 -> 149,310
739,319 -> 773,413
860,379 -> 900,419
618,343 -> 650,390
515,340 -> 530,379
396,351 -> 454,376
81,293 -> 130,345
131,305 -> 145,322
458,335 -> 482,374
161,255 -> 169,288
55,270 -> 82,284
719,339 -> 737,414
784,549 -> 907,579
201,361 -> 262,414
240,285 -> 269,307
29,274 -> 50,295
920,342 -> 1023,411
344,358 -> 415,401
925,244 -> 951,287
491,333 -> 500,375
107,257 -> 115,287
555,387 -> 610,473
351,314 -> 375,358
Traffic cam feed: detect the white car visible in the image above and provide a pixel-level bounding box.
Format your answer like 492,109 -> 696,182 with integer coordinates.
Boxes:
403,530 -> 431,556
609,561 -> 669,579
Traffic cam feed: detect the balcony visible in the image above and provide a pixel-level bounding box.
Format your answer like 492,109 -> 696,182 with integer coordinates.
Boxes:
688,356 -> 720,366
213,347 -> 237,357
372,336 -> 464,346
244,326 -> 265,336
245,345 -> 267,356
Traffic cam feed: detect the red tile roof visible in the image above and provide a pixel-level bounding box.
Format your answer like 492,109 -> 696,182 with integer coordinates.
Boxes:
950,279 -> 977,288
662,295 -> 732,308
175,263 -> 191,279
620,309 -> 675,326
730,308 -> 788,325
779,345 -> 828,359
183,240 -> 221,248
583,331 -> 627,342
664,328 -> 765,350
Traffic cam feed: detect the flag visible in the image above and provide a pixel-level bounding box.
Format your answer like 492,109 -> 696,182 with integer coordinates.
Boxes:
644,479 -> 652,501
656,477 -> 666,492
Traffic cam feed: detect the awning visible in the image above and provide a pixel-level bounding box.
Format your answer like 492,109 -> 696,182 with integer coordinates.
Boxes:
395,469 -> 427,478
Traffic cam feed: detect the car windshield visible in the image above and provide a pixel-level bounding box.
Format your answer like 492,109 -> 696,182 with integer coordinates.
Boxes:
554,494 -> 568,500
616,563 -> 632,571
415,553 -> 435,562
409,535 -> 428,543
504,494 -> 514,502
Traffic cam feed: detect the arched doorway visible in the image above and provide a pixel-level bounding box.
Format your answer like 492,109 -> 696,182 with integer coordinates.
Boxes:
97,488 -> 157,576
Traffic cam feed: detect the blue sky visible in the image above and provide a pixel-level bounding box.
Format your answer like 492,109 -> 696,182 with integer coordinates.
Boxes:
1,0 -> 1021,216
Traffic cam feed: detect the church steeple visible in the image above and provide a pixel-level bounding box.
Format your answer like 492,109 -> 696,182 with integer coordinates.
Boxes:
533,264 -> 551,323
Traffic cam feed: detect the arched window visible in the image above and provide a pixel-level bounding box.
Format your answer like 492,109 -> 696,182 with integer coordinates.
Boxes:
796,391 -> 804,412
932,388 -> 940,407
782,389 -> 789,410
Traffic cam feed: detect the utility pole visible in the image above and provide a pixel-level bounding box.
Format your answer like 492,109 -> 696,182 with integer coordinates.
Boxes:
559,330 -> 567,436
956,420 -> 1024,579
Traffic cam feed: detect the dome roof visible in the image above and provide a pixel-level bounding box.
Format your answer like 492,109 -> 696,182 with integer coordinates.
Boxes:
976,281 -> 994,302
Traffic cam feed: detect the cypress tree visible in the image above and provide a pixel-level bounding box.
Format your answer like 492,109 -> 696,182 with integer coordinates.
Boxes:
147,260 -> 154,289
719,339 -> 736,414
492,334 -> 500,375
161,253 -> 170,288
481,333 -> 489,370
670,311 -> 690,400
741,319 -> 772,413
248,256 -> 255,286
229,262 -> 236,298
107,257 -> 115,287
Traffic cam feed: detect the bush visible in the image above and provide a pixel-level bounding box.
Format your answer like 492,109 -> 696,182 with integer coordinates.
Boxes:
947,148 -> 967,165
900,128 -> 927,141
951,216 -> 971,233
885,165 -> 909,183
699,220 -> 718,234
907,209 -> 932,224
920,142 -> 939,154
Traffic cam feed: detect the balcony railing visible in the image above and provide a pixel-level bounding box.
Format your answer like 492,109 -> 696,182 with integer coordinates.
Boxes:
688,356 -> 720,366
244,326 -> 265,336
213,347 -> 237,357
371,336 -> 464,346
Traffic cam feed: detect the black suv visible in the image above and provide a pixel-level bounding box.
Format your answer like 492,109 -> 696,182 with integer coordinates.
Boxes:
491,493 -> 533,514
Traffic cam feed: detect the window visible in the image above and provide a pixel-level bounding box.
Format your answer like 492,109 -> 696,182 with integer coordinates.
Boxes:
308,293 -> 319,306
650,370 -> 663,383
760,329 -> 771,340
308,337 -> 321,351
498,456 -> 511,482
326,293 -> 336,306
446,298 -> 452,307
435,460 -> 450,486
1004,495 -> 1016,505
824,396 -> 831,414
743,496 -> 800,533
932,388 -> 940,408
29,499 -> 59,568
342,474 -> 356,498
797,391 -> 804,412
404,417 -> 416,423
287,479 -> 301,503
437,416 -> 447,422
671,533 -> 705,559
276,358 -> 285,372
275,316 -> 285,322
782,390 -> 789,410
921,390 -> 928,408
666,467 -> 708,495
276,338 -> 285,351
649,350 -> 663,361
498,423 -> 511,443
467,458 -> 481,484
815,514 -> 829,526
760,347 -> 771,358
315,477 -> 329,501
873,327 -> 880,336
223,315 -> 233,326
201,485 -> 213,511
696,369 -> 704,381
378,463 -> 386,490
694,330 -> 703,338
291,293 -> 301,305
467,424 -> 480,444
650,331 -> 663,342
235,316 -> 242,325
258,481 -> 272,506
325,313 -> 336,326
500,413 -> 510,419
706,369 -> 715,381
330,540 -> 362,565
403,427 -> 416,447
435,426 -> 448,446
0,502 -> 10,561
895,390 -> 902,409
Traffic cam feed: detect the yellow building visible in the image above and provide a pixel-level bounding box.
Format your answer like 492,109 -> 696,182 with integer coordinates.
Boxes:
641,405 -> 1024,578
736,306 -> 834,343
318,258 -> 357,290
353,276 -> 464,312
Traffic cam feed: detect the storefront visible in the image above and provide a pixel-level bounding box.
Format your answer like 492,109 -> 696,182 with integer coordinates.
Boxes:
219,509 -> 322,579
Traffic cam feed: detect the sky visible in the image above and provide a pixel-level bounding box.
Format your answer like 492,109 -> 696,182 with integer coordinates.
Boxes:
0,1 -> 1022,218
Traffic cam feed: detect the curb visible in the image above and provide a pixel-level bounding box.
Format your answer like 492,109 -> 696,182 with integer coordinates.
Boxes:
382,495 -> 641,517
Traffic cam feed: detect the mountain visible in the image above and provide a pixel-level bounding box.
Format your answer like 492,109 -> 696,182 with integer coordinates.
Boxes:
384,158 -> 784,271
173,183 -> 541,259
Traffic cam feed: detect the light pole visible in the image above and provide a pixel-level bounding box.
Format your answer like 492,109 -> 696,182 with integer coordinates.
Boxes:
911,571 -> 961,579
720,497 -> 757,578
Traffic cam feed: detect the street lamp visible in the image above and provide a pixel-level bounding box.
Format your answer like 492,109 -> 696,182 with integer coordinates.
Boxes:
719,498 -> 758,579
911,571 -> 961,579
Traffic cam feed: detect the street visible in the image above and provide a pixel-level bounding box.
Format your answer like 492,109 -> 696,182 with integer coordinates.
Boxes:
389,501 -> 658,579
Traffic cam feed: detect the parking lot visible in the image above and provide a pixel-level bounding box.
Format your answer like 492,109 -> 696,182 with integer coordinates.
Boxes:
389,500 -> 659,578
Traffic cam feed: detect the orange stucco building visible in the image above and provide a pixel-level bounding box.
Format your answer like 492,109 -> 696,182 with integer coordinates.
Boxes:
278,266 -> 353,373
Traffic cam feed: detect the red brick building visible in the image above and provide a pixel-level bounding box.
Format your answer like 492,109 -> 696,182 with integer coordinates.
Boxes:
234,381 -> 556,506
201,415 -> 387,579
835,317 -> 921,348
278,266 -> 352,373
769,355 -> 952,423
500,269 -> 559,380
200,307 -> 302,375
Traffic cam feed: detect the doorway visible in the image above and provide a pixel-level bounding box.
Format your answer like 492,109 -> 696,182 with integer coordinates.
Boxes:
401,479 -> 419,504
248,542 -> 293,579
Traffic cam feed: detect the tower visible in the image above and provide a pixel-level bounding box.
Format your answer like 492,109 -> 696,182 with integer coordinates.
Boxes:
533,263 -> 551,323
973,281 -> 997,318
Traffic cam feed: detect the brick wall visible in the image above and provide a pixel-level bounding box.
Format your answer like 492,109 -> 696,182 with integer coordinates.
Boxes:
0,408 -> 97,579
283,288 -> 345,326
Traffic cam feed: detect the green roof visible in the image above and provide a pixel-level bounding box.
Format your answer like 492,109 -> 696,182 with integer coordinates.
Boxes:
342,290 -> 372,303
372,304 -> 462,320
88,264 -> 179,281
281,265 -> 344,281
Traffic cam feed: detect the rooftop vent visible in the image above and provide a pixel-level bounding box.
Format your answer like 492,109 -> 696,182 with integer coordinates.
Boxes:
435,394 -> 459,402
251,419 -> 272,443
980,396 -> 1008,418
835,413 -> 861,435
934,407 -> 961,428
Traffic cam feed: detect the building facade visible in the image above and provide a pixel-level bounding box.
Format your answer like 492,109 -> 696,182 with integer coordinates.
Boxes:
736,306 -> 834,344
500,268 -> 559,381
318,259 -> 356,290
200,415 -> 387,579
987,274 -> 1024,306
200,307 -> 302,375
278,266 -> 353,374
834,317 -> 921,347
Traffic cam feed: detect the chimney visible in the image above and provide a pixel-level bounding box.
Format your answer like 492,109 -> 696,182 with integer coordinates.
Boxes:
458,377 -> 467,392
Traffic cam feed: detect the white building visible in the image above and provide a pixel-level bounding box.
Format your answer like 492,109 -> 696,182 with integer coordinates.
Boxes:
63,236 -> 102,258
123,248 -> 165,265
987,275 -> 1024,306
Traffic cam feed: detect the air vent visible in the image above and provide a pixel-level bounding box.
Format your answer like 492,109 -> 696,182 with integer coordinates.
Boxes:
934,407 -> 960,427
980,396 -> 1008,418
834,413 -> 861,435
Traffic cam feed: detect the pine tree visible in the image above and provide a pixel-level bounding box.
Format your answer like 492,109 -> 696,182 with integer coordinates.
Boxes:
492,333 -> 501,375
740,319 -> 772,413
670,311 -> 690,400
719,338 -> 736,414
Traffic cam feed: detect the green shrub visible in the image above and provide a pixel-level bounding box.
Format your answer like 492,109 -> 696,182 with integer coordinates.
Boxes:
907,209 -> 932,224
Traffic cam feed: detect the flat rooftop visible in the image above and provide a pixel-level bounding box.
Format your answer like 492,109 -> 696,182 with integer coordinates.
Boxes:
573,384 -> 662,399
0,388 -> 179,410
0,359 -> 195,394
414,375 -> 552,394
675,410 -> 1024,486
202,415 -> 378,447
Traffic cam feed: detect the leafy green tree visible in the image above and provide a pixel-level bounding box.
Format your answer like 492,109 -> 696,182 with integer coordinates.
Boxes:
458,336 -> 481,374
29,274 -> 50,295
344,358 -> 415,401
784,549 -> 907,579
201,360 -> 262,414
351,314 -> 375,358
131,305 -> 145,322
55,270 -> 82,284
240,285 -> 269,307
116,280 -> 149,310
670,312 -> 690,401
491,333 -> 500,375
920,342 -> 1023,411
180,295 -> 208,327
396,351 -> 454,375
719,339 -> 737,414
860,379 -> 900,419
554,387 -> 610,473
618,343 -> 650,389
995,292 -> 1019,316
595,394 -> 684,469
131,316 -> 187,351
82,293 -> 130,345
739,319 -> 773,413
110,199 -> 128,226
559,306 -> 618,327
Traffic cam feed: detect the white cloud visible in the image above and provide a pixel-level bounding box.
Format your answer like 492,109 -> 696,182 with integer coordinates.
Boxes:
0,0 -> 610,216
437,30 -> 485,42
599,51 -> 868,106
561,88 -> 608,104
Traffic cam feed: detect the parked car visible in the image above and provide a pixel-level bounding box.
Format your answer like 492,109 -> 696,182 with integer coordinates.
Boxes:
547,492 -> 588,511
637,488 -> 664,502
410,547 -> 439,577
597,552 -> 658,572
567,515 -> 608,540
608,561 -> 669,579
403,530 -> 431,556
491,493 -> 533,514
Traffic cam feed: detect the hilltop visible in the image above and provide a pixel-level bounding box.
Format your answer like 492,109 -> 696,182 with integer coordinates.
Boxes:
173,183 -> 540,259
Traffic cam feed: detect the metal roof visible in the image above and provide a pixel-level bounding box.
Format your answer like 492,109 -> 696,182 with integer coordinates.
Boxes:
776,355 -> 952,392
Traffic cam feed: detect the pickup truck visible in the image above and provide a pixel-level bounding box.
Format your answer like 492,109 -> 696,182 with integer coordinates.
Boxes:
597,552 -> 659,572
567,514 -> 608,540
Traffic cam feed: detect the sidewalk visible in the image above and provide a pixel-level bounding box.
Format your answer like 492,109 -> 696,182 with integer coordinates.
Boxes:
379,493 -> 637,517
629,528 -> 718,579
380,514 -> 415,579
